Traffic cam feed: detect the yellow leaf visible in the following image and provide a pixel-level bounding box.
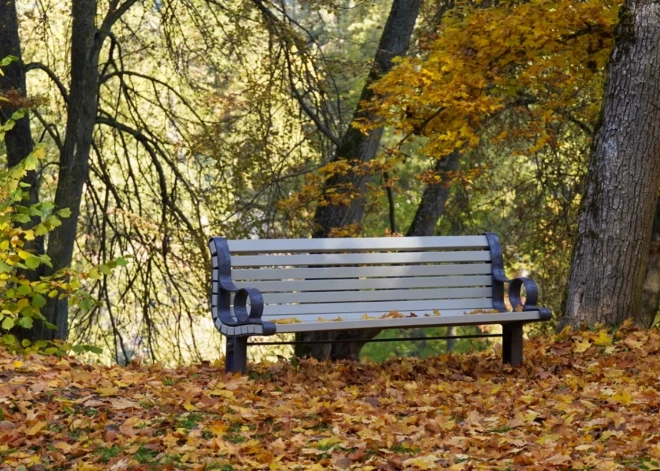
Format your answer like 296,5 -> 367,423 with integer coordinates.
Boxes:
402,454 -> 440,470
96,386 -> 119,397
272,318 -> 301,324
574,339 -> 592,353
612,390 -> 632,405
26,421 -> 47,436
183,399 -> 198,411
593,330 -> 613,346
17,250 -> 31,260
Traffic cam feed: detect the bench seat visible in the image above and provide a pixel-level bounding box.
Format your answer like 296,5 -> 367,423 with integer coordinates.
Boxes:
209,233 -> 552,373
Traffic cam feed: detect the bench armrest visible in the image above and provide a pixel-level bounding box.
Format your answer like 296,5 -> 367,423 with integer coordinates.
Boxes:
209,237 -> 276,335
484,233 -> 552,321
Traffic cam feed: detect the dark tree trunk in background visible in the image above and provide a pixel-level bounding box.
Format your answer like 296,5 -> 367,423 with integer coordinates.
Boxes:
560,0 -> 660,329
325,152 -> 462,360
312,0 -> 422,237
33,0 -> 104,341
639,197 -> 660,327
296,0 -> 422,359
0,0 -> 40,232
407,150 -> 461,236
0,0 -> 47,342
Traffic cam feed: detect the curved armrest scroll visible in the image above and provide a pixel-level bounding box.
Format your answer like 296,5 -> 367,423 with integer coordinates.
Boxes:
484,232 -> 552,320
209,237 -> 276,335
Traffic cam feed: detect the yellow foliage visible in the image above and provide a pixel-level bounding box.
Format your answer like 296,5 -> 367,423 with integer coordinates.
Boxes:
369,0 -> 621,158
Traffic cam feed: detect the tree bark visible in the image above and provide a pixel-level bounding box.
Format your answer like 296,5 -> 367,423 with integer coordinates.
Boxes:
312,0 -> 422,237
32,0 -> 104,340
0,1 -> 39,224
639,197 -> 660,327
407,150 -> 461,236
559,1 -> 660,329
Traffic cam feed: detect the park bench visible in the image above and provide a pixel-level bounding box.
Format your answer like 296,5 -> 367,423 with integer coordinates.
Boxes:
209,233 -> 551,373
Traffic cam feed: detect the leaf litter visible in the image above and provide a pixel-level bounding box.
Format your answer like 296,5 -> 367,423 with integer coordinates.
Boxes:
1,322 -> 660,470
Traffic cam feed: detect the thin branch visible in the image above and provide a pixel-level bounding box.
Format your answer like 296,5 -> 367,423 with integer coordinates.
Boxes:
25,62 -> 69,103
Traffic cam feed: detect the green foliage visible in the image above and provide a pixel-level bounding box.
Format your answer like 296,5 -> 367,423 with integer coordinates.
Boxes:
360,326 -> 492,363
0,108 -> 122,354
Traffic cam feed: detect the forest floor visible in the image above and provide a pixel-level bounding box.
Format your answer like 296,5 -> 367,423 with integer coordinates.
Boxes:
0,322 -> 659,471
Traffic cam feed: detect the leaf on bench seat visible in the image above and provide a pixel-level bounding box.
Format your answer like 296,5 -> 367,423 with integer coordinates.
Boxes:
317,316 -> 343,322
272,318 -> 302,324
379,311 -> 405,319
466,309 -> 501,315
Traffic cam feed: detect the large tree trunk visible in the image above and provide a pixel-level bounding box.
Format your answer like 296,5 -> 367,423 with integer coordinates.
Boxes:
639,197 -> 660,327
0,1 -> 39,226
559,0 -> 660,329
0,0 -> 47,342
32,0 -> 103,340
312,0 -> 422,237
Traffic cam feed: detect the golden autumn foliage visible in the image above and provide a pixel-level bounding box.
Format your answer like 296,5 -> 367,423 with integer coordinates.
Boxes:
366,0 -> 621,158
2,323 -> 660,470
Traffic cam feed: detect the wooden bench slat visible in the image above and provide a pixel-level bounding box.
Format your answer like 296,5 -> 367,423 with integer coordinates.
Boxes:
227,235 -> 489,253
235,275 -> 493,292
259,287 -> 493,304
231,263 -> 492,280
231,250 -> 491,267
260,298 -> 494,316
270,311 -> 542,333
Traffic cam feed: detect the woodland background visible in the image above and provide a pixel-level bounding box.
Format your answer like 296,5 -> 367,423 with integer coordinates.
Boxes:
1,0 -> 659,365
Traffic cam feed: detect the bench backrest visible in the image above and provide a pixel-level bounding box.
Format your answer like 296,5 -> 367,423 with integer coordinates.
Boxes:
224,236 -> 495,321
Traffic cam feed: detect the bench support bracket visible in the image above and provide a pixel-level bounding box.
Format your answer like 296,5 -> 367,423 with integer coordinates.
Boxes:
502,322 -> 523,366
225,336 -> 248,374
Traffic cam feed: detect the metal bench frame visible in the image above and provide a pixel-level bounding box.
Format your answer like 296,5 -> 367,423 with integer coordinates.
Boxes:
209,233 -> 551,373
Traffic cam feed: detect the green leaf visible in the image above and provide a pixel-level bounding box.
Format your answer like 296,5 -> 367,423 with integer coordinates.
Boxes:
43,321 -> 56,330
0,261 -> 13,274
2,317 -> 15,330
34,224 -> 49,236
18,317 -> 32,329
57,208 -> 71,218
23,153 -> 38,170
88,345 -> 103,354
2,334 -> 16,345
16,285 -> 32,296
21,339 -> 31,347
0,55 -> 18,67
11,109 -> 25,121
31,293 -> 47,308
25,256 -> 40,269
116,257 -> 129,267
99,264 -> 112,276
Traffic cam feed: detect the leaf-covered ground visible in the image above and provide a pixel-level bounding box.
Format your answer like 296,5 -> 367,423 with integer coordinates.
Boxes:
1,325 -> 660,471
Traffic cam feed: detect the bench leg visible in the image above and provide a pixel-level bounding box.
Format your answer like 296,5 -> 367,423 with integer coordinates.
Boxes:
502,323 -> 523,366
225,336 -> 248,374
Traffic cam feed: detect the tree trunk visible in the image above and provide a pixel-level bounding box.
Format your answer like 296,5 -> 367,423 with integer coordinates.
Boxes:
32,0 -> 103,341
312,0 -> 422,237
322,153 -> 461,359
407,150 -> 461,236
639,197 -> 660,327
559,1 -> 660,329
0,0 -> 39,225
